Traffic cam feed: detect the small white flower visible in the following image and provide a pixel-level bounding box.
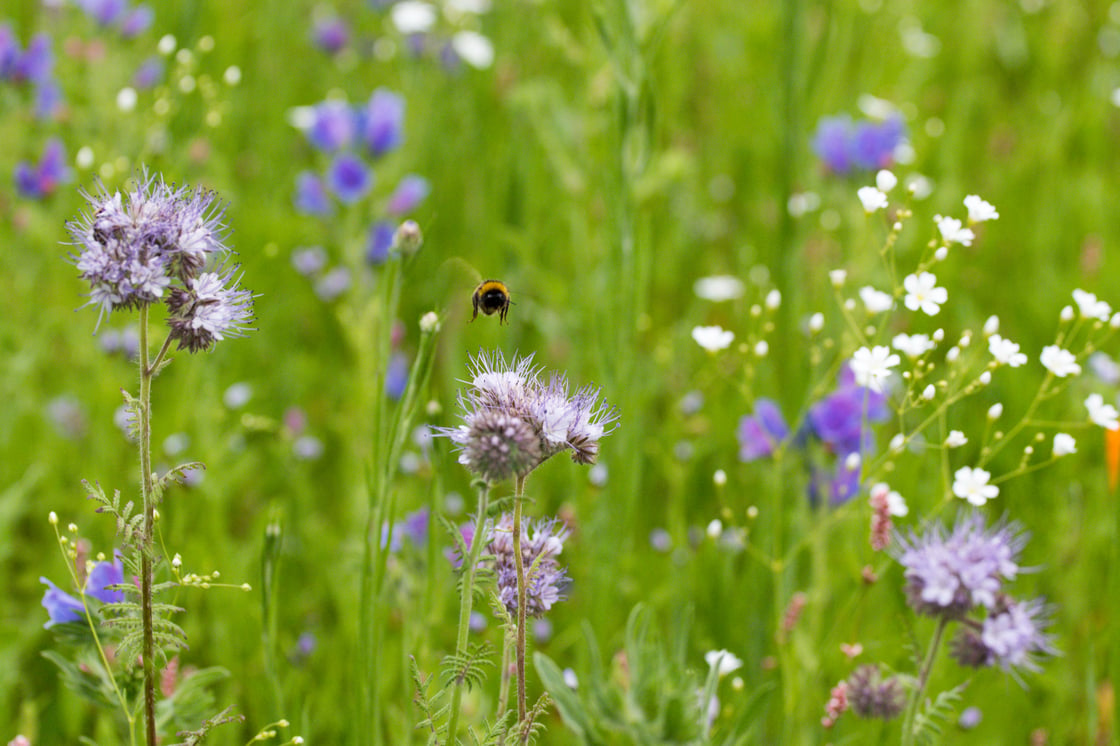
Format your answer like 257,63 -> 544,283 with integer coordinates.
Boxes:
908,175 -> 933,199
706,519 -> 723,539
952,466 -> 999,506
1072,289 -> 1112,322
765,289 -> 782,310
983,315 -> 1000,336
754,340 -> 769,357
876,169 -> 898,192
1060,305 -> 1075,322
705,649 -> 744,677
857,186 -> 888,213
1086,393 -> 1120,430
713,469 -> 727,486
850,345 -> 900,393
889,433 -> 906,452
1053,432 -> 1077,457
692,325 -> 734,352
945,430 -> 968,448
1040,345 -> 1081,378
903,272 -> 948,316
859,286 -> 894,313
116,87 -> 137,112
963,194 -> 999,223
391,0 -> 437,33
452,30 -> 495,69
693,275 -> 745,302
946,346 -> 960,363
987,403 -> 1003,420
1112,312 -> 1120,329
988,335 -> 1028,367
892,332 -> 935,358
808,312 -> 825,333
921,384 -> 936,401
829,269 -> 848,287
934,215 -> 975,246
845,452 -> 862,470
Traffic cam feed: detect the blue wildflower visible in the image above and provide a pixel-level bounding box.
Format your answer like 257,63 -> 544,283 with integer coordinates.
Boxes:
808,366 -> 890,456
386,174 -> 430,215
811,116 -> 854,174
15,138 -> 70,199
40,555 -> 125,628
294,171 -> 333,215
306,100 -> 357,152
0,24 -> 19,78
365,221 -> 395,265
312,16 -> 349,54
33,78 -> 62,119
133,56 -> 164,89
359,88 -> 404,157
78,0 -> 129,26
12,33 -> 52,85
326,153 -> 372,203
120,5 -> 153,37
736,398 -> 789,462
386,351 -> 409,399
812,114 -> 906,174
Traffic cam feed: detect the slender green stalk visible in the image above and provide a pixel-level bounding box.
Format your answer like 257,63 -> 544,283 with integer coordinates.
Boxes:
137,305 -> 158,746
513,474 -> 528,723
901,617 -> 949,746
445,483 -> 490,743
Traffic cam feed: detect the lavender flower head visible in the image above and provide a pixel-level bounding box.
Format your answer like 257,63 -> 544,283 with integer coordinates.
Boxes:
437,350 -> 618,483
845,664 -> 906,720
951,596 -> 1055,677
894,513 -> 1025,619
487,513 -> 570,619
66,171 -> 255,348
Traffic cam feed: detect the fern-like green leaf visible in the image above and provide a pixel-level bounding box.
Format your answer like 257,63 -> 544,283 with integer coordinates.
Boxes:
438,642 -> 493,691
912,681 -> 968,745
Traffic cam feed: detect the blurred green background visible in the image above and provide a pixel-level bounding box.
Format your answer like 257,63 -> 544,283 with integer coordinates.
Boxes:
3,0 -> 1120,742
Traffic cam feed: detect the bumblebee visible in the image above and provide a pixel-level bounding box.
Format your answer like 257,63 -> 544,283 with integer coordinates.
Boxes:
471,280 -> 512,324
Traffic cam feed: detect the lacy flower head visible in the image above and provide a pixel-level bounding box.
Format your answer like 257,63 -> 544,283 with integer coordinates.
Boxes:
436,350 -> 618,483
894,512 -> 1026,619
950,597 -> 1055,678
487,513 -> 570,619
66,170 -> 255,348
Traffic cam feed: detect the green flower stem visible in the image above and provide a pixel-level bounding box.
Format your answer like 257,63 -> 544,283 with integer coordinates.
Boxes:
513,473 -> 529,724
138,305 -> 158,746
902,616 -> 949,746
445,482 -> 490,743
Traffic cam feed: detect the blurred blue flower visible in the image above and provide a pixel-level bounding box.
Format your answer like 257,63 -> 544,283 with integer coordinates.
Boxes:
386,174 -> 430,215
737,398 -> 789,462
40,556 -> 124,628
0,24 -> 19,78
306,100 -> 357,152
133,56 -> 164,89
386,351 -> 409,399
359,88 -> 404,157
326,153 -> 372,203
314,266 -> 351,301
77,0 -> 128,26
312,16 -> 349,54
807,366 -> 889,457
365,221 -> 395,265
291,245 -> 328,276
12,33 -> 52,85
33,78 -> 62,120
294,171 -> 333,215
812,114 -> 906,174
121,5 -> 154,37
15,138 -> 70,199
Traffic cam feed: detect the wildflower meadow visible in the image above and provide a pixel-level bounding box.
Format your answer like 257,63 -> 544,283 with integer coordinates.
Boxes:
5,0 -> 1120,743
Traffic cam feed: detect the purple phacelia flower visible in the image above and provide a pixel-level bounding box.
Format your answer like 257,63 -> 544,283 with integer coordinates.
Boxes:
951,597 -> 1055,680
365,221 -> 395,265
166,269 -> 256,353
294,171 -> 333,215
737,398 -> 789,462
487,514 -> 571,619
326,152 -> 372,203
306,100 -> 357,152
894,513 -> 1025,619
312,16 -> 350,54
386,174 -> 430,215
15,138 -> 70,199
359,88 -> 404,157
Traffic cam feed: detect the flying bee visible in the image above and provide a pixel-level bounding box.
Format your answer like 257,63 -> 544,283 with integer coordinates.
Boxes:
471,279 -> 513,325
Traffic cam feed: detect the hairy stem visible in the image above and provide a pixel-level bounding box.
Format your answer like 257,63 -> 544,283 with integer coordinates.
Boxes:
513,474 -> 528,723
445,483 -> 490,743
902,616 -> 949,746
138,305 -> 158,746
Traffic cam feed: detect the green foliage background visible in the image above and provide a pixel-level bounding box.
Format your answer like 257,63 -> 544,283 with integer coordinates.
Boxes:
2,0 -> 1120,742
